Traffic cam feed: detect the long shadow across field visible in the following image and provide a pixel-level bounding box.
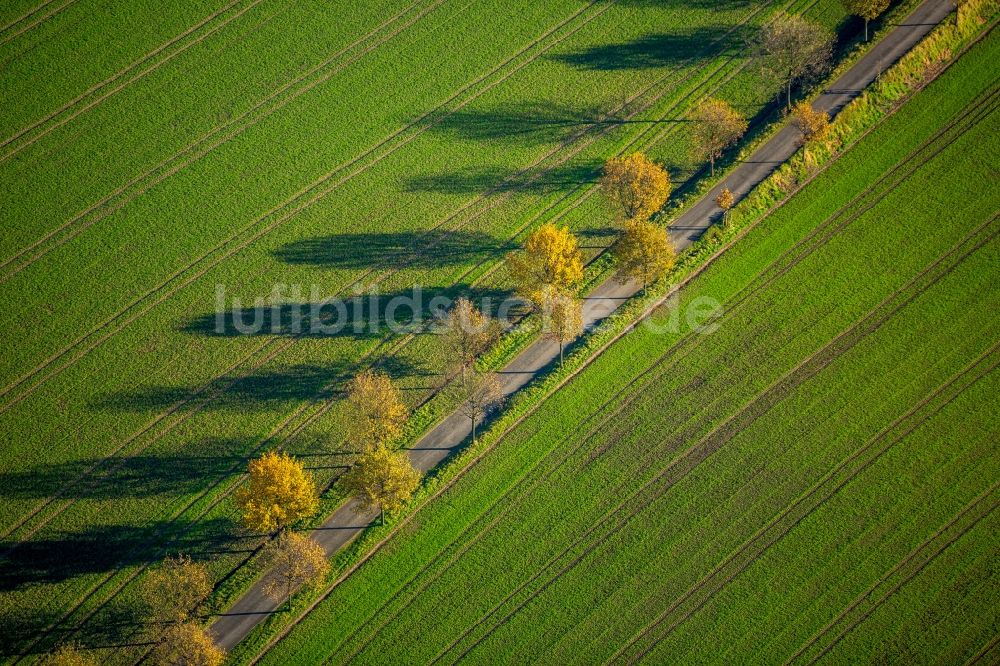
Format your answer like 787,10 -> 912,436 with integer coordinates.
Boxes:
273,230 -> 511,270
179,286 -> 518,339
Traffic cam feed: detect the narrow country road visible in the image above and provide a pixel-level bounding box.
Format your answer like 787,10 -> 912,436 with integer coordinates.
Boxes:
209,0 -> 955,651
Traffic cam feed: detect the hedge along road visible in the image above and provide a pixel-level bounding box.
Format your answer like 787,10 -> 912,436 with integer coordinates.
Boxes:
208,0 -> 957,652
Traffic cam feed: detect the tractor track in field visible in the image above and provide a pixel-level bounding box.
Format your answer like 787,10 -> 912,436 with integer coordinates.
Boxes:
0,0 -> 613,415
0,0 -> 57,34
792,482 -> 1000,665
435,210 -> 1000,665
0,0 -> 443,278
0,0 -> 784,550
615,336 -> 1000,664
17,0 -> 821,651
967,634 -> 1000,665
0,0 -> 265,163
0,0 -> 637,543
6,0 -> 655,652
319,83 -> 996,663
0,0 -> 76,48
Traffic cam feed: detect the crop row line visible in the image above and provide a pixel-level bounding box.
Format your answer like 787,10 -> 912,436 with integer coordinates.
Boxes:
312,59 -> 963,661
0,0 -> 265,165
797,481 -> 1000,665
1,0 -> 780,553
0,0 -> 75,48
441,206 -> 1000,665
5,1 -> 626,653
0,0 -> 608,413
614,223 -> 1000,663
0,0 -> 442,278
0,0 -> 616,546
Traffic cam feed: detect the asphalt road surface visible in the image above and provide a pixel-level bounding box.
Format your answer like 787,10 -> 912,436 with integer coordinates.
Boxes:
210,0 -> 955,650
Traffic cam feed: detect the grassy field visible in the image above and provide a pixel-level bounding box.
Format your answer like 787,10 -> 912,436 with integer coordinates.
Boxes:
0,0 -> 860,659
255,28 -> 1000,665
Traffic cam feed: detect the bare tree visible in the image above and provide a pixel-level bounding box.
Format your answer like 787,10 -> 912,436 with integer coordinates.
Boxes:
753,12 -> 834,110
450,370 -> 504,443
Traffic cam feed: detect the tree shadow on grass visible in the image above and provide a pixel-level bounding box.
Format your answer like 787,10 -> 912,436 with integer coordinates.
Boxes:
0,518 -> 236,593
179,286 -> 518,339
426,102 -> 679,147
91,356 -> 422,412
273,230 -> 511,270
404,161 -> 602,196
552,25 -> 753,71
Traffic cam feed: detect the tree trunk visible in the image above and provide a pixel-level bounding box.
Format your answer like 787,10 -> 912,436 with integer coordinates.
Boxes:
379,504 -> 385,526
864,19 -> 869,42
559,340 -> 564,365
471,416 -> 476,443
709,154 -> 715,177
786,81 -> 792,110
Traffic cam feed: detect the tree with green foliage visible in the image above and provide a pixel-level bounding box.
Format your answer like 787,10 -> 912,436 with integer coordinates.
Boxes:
150,622 -> 225,666
40,644 -> 97,666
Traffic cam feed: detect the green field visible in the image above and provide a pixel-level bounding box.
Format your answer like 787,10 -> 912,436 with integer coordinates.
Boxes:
0,0 -> 860,659
255,29 -> 1000,665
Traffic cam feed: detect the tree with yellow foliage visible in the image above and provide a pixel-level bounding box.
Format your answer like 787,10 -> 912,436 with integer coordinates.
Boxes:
541,289 -> 584,365
441,297 -> 500,379
715,187 -> 736,225
689,99 -> 748,177
150,622 -> 224,666
346,369 -> 408,450
505,223 -> 583,307
841,0 -> 889,41
235,451 -> 319,533
342,445 -> 421,525
262,531 -> 329,611
40,644 -> 96,666
142,554 -> 213,624
599,152 -> 671,221
791,101 -> 831,147
613,219 -> 676,292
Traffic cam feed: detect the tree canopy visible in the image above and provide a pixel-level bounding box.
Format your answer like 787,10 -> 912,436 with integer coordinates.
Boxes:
346,368 -> 408,450
150,622 -> 225,666
262,531 -> 329,610
841,0 -> 890,40
689,99 -> 748,176
441,297 -> 500,378
791,101 -> 831,146
505,223 -> 584,307
142,554 -> 213,624
541,289 -> 584,365
342,445 -> 421,525
612,219 -> 676,291
754,12 -> 834,109
450,370 -> 504,442
599,152 -> 671,221
235,450 -> 319,533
